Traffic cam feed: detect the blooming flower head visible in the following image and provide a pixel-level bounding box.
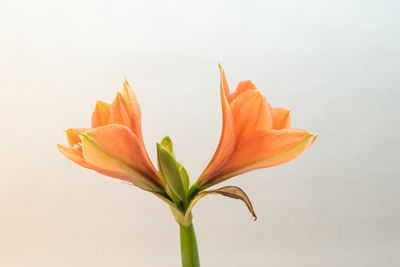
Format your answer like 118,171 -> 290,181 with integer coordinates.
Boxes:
195,65 -> 317,190
57,66 -> 317,267
57,65 -> 317,225
57,80 -> 165,193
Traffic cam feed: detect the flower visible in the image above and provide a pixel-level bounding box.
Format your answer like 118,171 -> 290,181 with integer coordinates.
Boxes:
196,65 -> 317,189
57,80 -> 165,193
57,67 -> 318,266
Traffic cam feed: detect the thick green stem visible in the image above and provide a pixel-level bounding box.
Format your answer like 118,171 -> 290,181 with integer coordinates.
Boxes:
180,223 -> 200,267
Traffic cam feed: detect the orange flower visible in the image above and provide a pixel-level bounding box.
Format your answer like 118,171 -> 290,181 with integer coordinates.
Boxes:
57,67 -> 318,267
57,80 -> 164,193
196,65 -> 317,189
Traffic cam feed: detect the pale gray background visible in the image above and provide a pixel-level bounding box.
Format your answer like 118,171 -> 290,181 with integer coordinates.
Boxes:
0,0 -> 399,266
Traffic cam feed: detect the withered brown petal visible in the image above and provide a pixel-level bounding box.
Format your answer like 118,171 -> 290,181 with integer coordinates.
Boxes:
184,185 -> 257,221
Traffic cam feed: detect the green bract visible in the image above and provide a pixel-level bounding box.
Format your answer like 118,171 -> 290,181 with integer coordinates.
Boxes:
157,136 -> 188,207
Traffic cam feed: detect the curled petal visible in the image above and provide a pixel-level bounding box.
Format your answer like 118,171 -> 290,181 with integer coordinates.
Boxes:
81,124 -> 163,191
184,186 -> 257,223
198,65 -> 236,182
215,129 -> 317,183
57,144 -> 90,169
230,90 -> 272,138
272,107 -> 291,129
91,100 -> 111,128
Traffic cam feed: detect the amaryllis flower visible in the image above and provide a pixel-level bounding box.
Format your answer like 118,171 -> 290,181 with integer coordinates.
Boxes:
195,65 -> 317,190
57,66 -> 317,267
57,81 -> 165,194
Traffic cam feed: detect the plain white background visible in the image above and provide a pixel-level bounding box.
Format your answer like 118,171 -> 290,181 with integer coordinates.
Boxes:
0,0 -> 399,266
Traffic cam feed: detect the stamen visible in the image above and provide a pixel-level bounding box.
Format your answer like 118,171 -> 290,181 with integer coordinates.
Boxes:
73,143 -> 82,151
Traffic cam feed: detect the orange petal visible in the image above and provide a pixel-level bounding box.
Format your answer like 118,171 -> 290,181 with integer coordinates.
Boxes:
213,129 -> 317,184
109,92 -> 132,129
65,128 -> 89,146
230,90 -> 272,138
57,143 -> 138,184
85,164 -> 153,189
57,144 -> 91,169
198,65 -> 236,183
91,100 -> 111,128
272,107 -> 291,129
122,80 -> 143,141
81,124 -> 163,191
228,80 -> 258,103
106,80 -> 143,139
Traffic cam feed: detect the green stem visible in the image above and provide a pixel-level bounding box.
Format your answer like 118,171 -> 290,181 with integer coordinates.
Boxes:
180,223 -> 200,267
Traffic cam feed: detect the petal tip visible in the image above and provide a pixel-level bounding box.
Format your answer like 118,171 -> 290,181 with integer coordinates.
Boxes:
123,78 -> 130,87
95,100 -> 104,106
309,133 -> 318,144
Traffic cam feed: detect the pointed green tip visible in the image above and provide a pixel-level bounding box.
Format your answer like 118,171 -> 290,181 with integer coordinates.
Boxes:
218,62 -> 222,69
156,142 -> 170,153
162,135 -> 171,142
160,135 -> 174,155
